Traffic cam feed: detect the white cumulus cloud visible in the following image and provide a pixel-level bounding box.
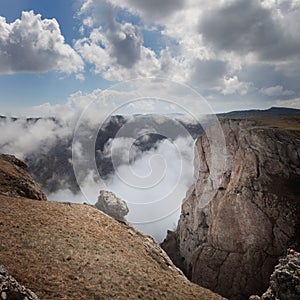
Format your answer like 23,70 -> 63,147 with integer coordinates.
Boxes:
75,0 -> 300,107
0,11 -> 84,74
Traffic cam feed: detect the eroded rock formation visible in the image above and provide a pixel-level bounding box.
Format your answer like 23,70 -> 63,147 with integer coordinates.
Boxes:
0,154 -> 46,200
162,119 -> 300,299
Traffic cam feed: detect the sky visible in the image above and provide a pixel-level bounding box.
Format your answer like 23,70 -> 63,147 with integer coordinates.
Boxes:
1,0 -> 299,241
0,0 -> 300,116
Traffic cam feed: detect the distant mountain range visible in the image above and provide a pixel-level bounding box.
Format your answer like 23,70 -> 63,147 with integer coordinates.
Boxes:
217,106 -> 300,119
0,106 -> 299,194
2,106 -> 299,123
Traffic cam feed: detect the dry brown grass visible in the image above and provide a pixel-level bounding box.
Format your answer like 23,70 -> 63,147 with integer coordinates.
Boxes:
249,115 -> 300,131
0,196 -> 224,300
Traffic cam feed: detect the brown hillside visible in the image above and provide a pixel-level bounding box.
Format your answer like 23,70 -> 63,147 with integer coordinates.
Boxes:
0,155 -> 224,300
250,114 -> 300,130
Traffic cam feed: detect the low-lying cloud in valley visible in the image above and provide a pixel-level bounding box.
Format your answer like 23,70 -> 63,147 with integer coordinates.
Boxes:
104,135 -> 194,241
0,82 -> 206,241
0,77 -> 227,242
47,133 -> 195,242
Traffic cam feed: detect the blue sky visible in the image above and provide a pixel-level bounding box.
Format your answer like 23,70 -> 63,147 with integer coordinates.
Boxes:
1,0 -> 300,115
0,1 -> 75,31
0,0 -> 114,114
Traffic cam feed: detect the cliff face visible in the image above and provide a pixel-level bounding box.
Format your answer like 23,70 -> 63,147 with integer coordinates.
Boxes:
162,119 -> 300,299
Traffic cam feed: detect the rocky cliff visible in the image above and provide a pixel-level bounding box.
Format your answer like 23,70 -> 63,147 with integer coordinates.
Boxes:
0,154 -> 46,201
0,154 -> 224,299
162,118 -> 300,299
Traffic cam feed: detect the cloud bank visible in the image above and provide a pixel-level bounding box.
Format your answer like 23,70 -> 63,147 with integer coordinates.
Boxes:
0,81 -> 204,242
48,134 -> 195,242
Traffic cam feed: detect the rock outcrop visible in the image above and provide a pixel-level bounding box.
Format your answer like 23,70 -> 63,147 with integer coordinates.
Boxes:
162,119 -> 300,299
0,154 -> 46,201
250,250 -> 300,300
95,190 -> 129,222
0,265 -> 40,300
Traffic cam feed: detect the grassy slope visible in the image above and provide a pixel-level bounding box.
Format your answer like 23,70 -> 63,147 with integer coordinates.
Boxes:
0,195 -> 224,300
249,115 -> 300,131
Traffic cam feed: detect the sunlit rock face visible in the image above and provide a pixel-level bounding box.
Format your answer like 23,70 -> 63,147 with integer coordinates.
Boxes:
162,118 -> 300,300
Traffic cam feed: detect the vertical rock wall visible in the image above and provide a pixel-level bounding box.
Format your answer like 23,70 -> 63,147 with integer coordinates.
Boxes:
162,119 -> 300,299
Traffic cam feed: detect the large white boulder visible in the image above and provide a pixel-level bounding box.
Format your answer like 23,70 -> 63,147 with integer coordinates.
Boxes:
95,190 -> 129,222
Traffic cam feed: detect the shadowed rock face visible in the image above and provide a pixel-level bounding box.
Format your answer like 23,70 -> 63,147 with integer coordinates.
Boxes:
0,154 -> 47,201
268,251 -> 300,300
250,250 -> 300,300
162,119 -> 300,300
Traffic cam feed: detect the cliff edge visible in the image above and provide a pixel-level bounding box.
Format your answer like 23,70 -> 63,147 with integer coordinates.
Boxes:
162,118 -> 300,299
